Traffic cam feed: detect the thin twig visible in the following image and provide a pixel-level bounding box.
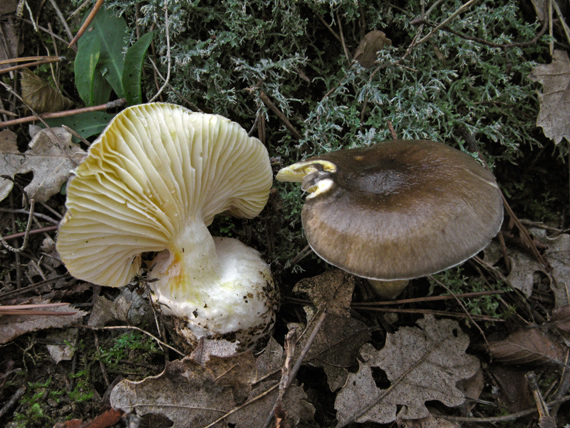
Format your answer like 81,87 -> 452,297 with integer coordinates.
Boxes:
262,309 -> 328,428
148,58 -> 201,111
349,289 -> 506,306
429,274 -> 489,347
259,92 -> 302,140
149,5 -> 171,102
336,11 -> 351,64
348,306 -> 501,322
22,19 -> 76,50
47,0 -> 73,42
315,12 -> 341,43
93,331 -> 110,387
0,225 -> 59,241
68,0 -> 93,19
68,0 -> 105,48
0,200 -> 35,253
201,384 -> 280,428
412,14 -> 549,49
0,208 -> 60,225
416,0 -> 481,45
441,394 -> 570,423
0,98 -> 125,128
0,274 -> 71,300
62,125 -> 91,145
0,386 -> 26,419
0,56 -> 64,73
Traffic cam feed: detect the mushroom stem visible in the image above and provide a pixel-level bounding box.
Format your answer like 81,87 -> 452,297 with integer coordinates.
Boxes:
367,279 -> 409,300
148,220 -> 276,343
151,221 -> 221,301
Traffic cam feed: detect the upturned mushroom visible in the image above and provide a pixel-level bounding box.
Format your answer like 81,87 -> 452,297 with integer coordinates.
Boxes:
277,139 -> 503,299
57,103 -> 278,349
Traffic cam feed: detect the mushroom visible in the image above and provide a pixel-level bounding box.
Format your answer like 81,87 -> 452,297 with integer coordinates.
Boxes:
57,103 -> 278,349
276,139 -> 503,299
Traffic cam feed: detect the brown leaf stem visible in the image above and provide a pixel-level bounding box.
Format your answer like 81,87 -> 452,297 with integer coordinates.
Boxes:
68,0 -> 105,48
0,98 -> 126,128
259,92 -> 302,140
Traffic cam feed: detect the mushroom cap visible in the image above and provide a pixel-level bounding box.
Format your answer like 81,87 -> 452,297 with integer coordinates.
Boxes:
277,140 -> 503,280
57,103 -> 272,287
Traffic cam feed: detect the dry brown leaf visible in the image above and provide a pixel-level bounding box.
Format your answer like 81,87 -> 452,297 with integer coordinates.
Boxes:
0,301 -> 86,344
46,328 -> 78,364
504,230 -> 570,307
543,233 -> 570,307
289,309 -> 371,391
20,69 -> 73,113
0,127 -> 87,203
111,347 -> 315,428
552,304 -> 570,344
399,415 -> 460,428
111,356 -> 241,427
335,315 -> 479,426
88,288 -> 152,328
227,379 -> 315,428
293,269 -> 356,317
487,364 -> 534,413
353,30 -> 392,68
506,247 -> 542,297
456,368 -> 485,413
0,0 -> 18,16
529,50 -> 570,145
488,328 -> 566,365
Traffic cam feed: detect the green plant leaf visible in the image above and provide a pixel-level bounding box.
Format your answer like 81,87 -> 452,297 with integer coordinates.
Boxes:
82,7 -> 127,98
123,32 -> 154,106
75,35 -> 104,106
74,43 -> 113,106
44,112 -> 115,141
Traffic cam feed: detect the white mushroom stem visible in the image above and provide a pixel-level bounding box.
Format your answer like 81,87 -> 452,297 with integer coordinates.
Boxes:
149,220 -> 275,342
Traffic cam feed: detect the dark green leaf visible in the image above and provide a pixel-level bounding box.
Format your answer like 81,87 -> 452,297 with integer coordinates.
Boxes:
123,32 -> 154,106
86,7 -> 128,98
75,35 -> 112,106
44,112 -> 115,141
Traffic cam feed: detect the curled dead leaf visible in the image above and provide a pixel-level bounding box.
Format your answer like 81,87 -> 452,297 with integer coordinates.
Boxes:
293,269 -> 356,317
21,69 -> 73,113
529,50 -> 570,145
488,328 -> 566,366
353,30 -> 392,68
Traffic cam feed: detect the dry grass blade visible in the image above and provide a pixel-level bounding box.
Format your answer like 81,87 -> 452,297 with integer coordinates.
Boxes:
0,303 -> 77,316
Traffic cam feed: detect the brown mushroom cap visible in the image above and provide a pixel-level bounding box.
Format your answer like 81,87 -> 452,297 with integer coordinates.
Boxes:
277,140 -> 503,280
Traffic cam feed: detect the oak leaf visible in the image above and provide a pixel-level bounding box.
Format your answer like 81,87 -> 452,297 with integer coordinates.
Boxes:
335,315 -> 479,425
529,50 -> 570,145
0,127 -> 86,203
